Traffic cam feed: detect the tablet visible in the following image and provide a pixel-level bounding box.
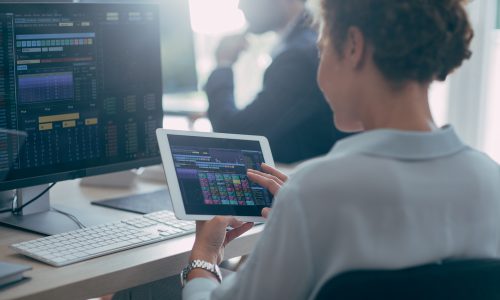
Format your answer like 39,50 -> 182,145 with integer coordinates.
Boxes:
156,129 -> 275,222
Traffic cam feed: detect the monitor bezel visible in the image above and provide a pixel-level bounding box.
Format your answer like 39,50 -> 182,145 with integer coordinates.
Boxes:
0,157 -> 161,191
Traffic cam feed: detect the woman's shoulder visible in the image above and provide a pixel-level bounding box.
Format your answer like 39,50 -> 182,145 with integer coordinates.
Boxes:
281,146 -> 500,209
283,153 -> 391,204
290,152 -> 385,184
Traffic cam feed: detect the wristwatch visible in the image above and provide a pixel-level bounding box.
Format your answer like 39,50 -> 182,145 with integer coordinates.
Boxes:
180,259 -> 222,287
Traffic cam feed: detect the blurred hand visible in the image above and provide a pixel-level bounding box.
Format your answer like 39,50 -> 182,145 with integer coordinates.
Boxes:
215,34 -> 248,67
190,217 -> 254,265
247,163 -> 288,219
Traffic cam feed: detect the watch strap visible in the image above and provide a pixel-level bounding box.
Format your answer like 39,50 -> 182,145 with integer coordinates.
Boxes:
181,259 -> 222,287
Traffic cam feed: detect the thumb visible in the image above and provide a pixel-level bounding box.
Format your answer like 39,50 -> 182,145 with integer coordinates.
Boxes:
262,207 -> 271,219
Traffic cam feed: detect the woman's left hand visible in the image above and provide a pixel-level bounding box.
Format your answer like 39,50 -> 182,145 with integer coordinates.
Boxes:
190,217 -> 254,265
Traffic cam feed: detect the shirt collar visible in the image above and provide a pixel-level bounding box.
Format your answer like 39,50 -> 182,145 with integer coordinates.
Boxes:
330,125 -> 468,160
271,10 -> 306,58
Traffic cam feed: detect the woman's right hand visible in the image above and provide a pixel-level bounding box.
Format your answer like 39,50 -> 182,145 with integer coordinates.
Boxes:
247,163 -> 288,218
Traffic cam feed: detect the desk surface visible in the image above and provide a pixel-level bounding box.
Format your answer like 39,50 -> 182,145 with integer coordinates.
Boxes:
0,175 -> 262,300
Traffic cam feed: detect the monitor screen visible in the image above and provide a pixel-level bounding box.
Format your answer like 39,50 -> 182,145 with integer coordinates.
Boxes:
0,3 -> 164,190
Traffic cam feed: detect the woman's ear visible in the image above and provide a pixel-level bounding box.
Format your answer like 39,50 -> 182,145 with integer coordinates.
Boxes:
345,26 -> 367,70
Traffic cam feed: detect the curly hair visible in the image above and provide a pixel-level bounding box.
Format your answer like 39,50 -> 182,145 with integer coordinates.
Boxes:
320,0 -> 474,83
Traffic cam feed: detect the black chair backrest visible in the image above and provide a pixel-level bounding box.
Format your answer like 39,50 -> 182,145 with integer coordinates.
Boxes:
315,259 -> 500,300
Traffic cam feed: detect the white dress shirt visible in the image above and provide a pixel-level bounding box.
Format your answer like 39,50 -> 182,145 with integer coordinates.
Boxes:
183,126 -> 500,300
270,10 -> 304,59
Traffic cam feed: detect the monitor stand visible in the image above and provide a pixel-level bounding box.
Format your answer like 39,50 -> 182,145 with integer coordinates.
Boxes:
0,184 -> 110,236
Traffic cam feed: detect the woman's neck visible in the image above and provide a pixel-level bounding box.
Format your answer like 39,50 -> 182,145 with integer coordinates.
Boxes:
360,81 -> 437,132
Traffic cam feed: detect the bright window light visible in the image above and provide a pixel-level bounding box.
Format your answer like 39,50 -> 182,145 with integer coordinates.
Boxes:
188,0 -> 246,35
482,32 -> 500,163
429,81 -> 450,127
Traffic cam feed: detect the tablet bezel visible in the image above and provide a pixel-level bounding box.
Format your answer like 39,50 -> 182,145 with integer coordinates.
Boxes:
156,129 -> 275,222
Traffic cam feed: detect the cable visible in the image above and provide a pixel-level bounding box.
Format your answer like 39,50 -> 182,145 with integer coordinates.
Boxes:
12,182 -> 57,214
0,182 -> 86,229
50,207 -> 87,229
0,207 -> 11,213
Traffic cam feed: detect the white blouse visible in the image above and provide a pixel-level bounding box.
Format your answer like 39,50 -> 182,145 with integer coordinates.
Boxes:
183,126 -> 500,300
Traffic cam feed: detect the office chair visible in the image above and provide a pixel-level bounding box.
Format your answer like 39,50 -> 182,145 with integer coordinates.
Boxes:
315,259 -> 500,300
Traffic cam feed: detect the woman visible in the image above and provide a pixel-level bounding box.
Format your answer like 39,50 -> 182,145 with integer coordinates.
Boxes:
183,1 -> 500,299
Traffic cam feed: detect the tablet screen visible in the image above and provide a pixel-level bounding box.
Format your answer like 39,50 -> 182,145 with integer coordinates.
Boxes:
168,135 -> 273,216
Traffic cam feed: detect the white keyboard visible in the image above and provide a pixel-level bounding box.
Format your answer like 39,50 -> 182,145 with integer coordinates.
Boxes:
11,210 -> 195,267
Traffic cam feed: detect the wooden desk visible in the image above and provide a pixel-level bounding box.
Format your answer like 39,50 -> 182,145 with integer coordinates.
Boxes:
0,176 -> 262,300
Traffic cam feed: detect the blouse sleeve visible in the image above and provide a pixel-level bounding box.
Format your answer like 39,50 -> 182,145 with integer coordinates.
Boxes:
182,184 -> 315,300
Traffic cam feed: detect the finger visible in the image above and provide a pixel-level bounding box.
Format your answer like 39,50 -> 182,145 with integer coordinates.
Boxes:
224,222 -> 254,245
247,171 -> 281,194
195,221 -> 204,226
247,169 -> 283,185
247,169 -> 284,185
203,216 -> 233,235
261,163 -> 288,182
227,217 -> 245,229
213,216 -> 234,226
246,172 -> 281,195
261,207 -> 271,219
195,220 -> 207,230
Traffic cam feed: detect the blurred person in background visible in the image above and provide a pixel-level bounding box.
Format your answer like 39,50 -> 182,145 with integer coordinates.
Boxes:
205,0 -> 349,164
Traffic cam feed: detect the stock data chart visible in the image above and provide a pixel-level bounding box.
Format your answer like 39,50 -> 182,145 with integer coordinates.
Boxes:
0,4 -> 163,183
167,135 -> 273,216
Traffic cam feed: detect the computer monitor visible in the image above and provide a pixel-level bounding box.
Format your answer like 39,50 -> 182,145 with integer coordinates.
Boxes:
0,3 -> 168,235
78,0 -> 199,94
159,0 -> 198,93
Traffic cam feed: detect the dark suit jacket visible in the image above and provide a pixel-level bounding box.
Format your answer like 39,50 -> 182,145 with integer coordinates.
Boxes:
205,14 -> 349,163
